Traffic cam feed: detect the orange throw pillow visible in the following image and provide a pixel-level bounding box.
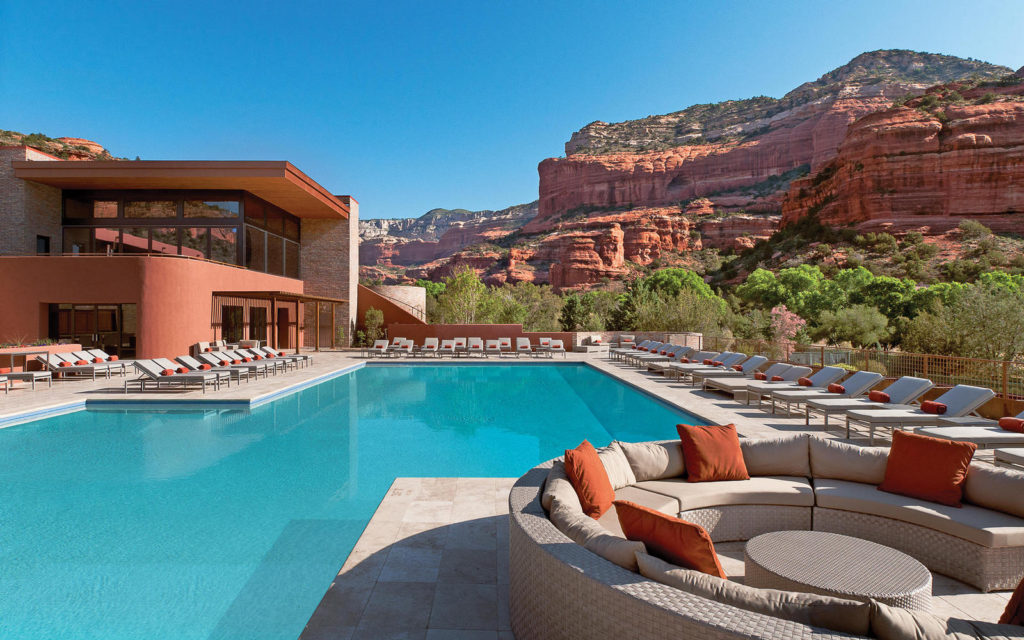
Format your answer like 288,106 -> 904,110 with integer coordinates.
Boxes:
160,369 -> 175,376
797,376 -> 813,387
920,400 -> 947,415
1000,417 -> 1024,433
677,424 -> 749,483
108,355 -> 118,361
770,375 -> 784,381
199,364 -> 212,370
0,367 -> 9,374
563,440 -> 615,519
868,390 -> 890,403
879,430 -> 977,507
59,361 -> 71,367
711,360 -> 723,366
703,359 -> 714,365
827,383 -> 845,394
614,500 -> 726,578
754,372 -> 767,381
75,359 -> 88,365
92,357 -> 104,363
732,364 -> 744,371
1000,575 -> 1024,624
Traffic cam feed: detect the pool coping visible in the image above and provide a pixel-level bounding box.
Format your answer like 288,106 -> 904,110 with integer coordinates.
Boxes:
0,358 -> 716,429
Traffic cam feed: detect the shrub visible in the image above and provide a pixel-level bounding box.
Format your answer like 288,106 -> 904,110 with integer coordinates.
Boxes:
364,308 -> 384,344
959,219 -> 992,240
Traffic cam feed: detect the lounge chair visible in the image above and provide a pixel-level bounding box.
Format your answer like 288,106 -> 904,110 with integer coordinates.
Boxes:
659,350 -> 724,378
238,349 -> 293,372
803,376 -> 934,427
74,350 -> 129,376
646,348 -> 698,374
259,346 -> 312,368
917,410 -> 1024,450
624,344 -> 685,367
702,363 -> 794,395
439,339 -> 457,357
741,365 -> 814,405
453,337 -> 468,356
0,375 -> 8,394
393,340 -> 414,357
768,370 -> 884,416
844,384 -> 997,444
467,337 -> 486,357
750,366 -> 845,410
176,355 -> 250,384
538,337 -> 552,354
390,336 -> 405,348
606,337 -> 655,362
616,334 -> 635,349
690,355 -> 768,387
549,339 -> 566,358
198,351 -> 272,378
155,357 -> 232,387
484,339 -> 502,357
37,353 -> 117,380
127,359 -> 223,394
663,352 -> 745,380
498,337 -> 514,358
515,337 -> 534,358
86,348 -> 128,365
679,353 -> 752,386
419,337 -> 440,357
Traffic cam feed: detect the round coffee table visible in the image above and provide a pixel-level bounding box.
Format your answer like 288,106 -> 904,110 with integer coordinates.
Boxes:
744,530 -> 932,611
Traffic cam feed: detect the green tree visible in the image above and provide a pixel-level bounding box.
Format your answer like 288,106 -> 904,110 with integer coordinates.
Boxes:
434,267 -> 488,323
810,305 -> 890,348
735,269 -> 785,308
364,307 -> 384,344
641,268 -> 715,299
559,294 -> 593,331
901,285 -> 1024,360
414,279 -> 446,297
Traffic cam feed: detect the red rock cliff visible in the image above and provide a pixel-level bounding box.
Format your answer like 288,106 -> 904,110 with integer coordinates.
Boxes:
782,81 -> 1024,233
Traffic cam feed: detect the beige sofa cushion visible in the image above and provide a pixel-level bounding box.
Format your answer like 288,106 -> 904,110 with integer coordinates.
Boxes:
964,463 -> 1024,519
598,441 -> 637,489
635,476 -> 814,512
869,600 -> 986,640
636,552 -> 871,636
597,486 -> 679,537
741,434 -> 810,477
617,439 -> 685,482
548,497 -> 645,570
814,478 -> 1024,547
809,437 -> 889,484
541,461 -> 580,512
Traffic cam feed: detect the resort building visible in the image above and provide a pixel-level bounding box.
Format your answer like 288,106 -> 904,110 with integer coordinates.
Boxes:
0,145 -> 361,357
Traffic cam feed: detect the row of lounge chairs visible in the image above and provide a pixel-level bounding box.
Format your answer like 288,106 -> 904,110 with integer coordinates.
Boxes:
367,336 -> 567,358
616,339 -> 1008,447
126,346 -> 312,393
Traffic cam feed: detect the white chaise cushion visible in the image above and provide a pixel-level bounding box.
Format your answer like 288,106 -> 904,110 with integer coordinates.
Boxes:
740,434 -> 810,477
634,476 -> 814,513
617,439 -> 685,482
809,437 -> 889,484
814,478 -> 1024,548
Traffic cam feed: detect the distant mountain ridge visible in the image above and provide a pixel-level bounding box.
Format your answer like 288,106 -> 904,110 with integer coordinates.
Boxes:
0,129 -> 120,160
564,50 -> 1011,155
359,202 -> 538,243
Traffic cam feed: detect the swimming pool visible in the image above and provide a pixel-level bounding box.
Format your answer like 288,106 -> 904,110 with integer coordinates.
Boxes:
0,363 -> 705,639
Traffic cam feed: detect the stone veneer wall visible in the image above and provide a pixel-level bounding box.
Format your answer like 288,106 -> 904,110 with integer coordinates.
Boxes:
369,284 -> 426,320
299,196 -> 359,346
0,147 -> 61,256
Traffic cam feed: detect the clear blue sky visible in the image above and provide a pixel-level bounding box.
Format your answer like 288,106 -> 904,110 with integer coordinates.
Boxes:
1,1 -> 1021,220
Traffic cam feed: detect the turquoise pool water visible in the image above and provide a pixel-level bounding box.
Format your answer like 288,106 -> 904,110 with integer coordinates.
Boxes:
0,363 -> 704,639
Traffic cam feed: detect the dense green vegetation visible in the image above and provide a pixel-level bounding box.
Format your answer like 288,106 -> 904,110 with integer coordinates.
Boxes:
409,251 -> 1024,361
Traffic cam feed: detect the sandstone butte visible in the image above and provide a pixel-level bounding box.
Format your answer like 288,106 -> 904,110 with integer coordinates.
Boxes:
782,81 -> 1024,233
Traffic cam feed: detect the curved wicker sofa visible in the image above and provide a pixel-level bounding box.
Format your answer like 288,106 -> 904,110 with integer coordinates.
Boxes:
508,435 -> 1024,640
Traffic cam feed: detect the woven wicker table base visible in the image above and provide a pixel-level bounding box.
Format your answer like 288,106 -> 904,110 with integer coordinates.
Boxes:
744,530 -> 932,611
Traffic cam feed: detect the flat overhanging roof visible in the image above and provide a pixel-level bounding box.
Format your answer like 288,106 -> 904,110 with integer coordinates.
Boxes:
12,160 -> 349,219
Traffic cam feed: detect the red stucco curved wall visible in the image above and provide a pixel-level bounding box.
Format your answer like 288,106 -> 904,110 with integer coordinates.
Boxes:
0,256 -> 302,357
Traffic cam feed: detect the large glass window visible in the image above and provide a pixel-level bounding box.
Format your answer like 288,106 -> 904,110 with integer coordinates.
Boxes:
151,228 -> 181,256
121,227 -> 151,253
185,200 -> 240,218
180,228 -> 208,259
245,227 -> 266,272
94,228 -> 120,254
267,235 -> 284,276
210,227 -> 237,264
125,200 -> 176,219
285,240 -> 300,278
249,307 -> 268,343
221,306 -> 245,343
63,228 -> 91,254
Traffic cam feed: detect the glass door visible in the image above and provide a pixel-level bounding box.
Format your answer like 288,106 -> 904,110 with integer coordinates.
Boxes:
50,304 -> 137,357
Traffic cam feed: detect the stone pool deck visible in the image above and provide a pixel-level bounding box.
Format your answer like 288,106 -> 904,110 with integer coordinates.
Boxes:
0,350 -> 1012,637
